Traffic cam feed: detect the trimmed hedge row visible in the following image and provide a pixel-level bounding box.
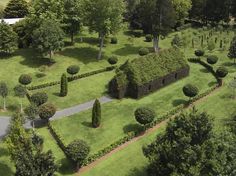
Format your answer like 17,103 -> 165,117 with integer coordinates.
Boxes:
188,58 -> 221,84
48,85 -> 219,167
48,122 -> 67,151
27,66 -> 116,91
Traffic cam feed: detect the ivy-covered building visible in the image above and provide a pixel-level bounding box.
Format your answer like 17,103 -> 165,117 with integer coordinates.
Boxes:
109,48 -> 190,99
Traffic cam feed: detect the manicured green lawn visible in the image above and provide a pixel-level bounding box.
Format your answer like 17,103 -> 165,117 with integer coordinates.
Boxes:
51,60 -> 215,155
82,127 -> 165,176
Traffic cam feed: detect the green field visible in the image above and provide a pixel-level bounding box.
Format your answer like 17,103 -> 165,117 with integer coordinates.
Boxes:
1,26 -> 235,176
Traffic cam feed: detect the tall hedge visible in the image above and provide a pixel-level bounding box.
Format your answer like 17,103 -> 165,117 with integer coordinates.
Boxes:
60,73 -> 68,97
92,99 -> 101,128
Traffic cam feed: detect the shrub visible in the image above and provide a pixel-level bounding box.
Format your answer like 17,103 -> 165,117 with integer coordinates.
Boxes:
194,50 -> 205,57
19,74 -> 32,85
24,104 -> 38,120
107,56 -> 118,65
66,140 -> 90,166
110,37 -> 118,44
67,65 -> 80,76
216,67 -> 228,78
171,34 -> 183,47
134,107 -> 155,125
132,30 -> 143,37
60,73 -> 68,97
139,47 -> 149,56
92,99 -> 101,128
183,84 -> 199,99
39,103 -> 56,121
30,92 -> 48,106
145,34 -> 152,42
207,55 -> 218,65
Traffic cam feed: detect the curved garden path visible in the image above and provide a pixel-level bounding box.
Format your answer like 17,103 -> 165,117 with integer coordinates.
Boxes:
0,96 -> 113,140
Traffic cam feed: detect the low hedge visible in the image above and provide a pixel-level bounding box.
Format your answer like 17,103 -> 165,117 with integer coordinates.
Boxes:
47,86 -> 219,168
27,66 -> 116,91
188,58 -> 221,84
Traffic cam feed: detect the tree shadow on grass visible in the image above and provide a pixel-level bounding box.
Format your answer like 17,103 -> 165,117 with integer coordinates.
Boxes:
222,62 -> 235,67
16,49 -> 53,68
172,99 -> 186,107
59,47 -> 105,64
77,37 -> 99,46
199,68 -> 210,73
123,123 -> 142,134
81,121 -> 93,128
113,44 -> 142,56
128,167 -> 148,176
208,81 -> 217,87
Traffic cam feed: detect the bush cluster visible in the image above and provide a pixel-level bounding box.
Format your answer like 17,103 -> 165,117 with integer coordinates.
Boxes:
67,65 -> 80,76
30,92 -> 48,106
110,37 -> 118,44
19,74 -> 32,85
207,55 -> 218,65
139,47 -> 149,56
145,34 -> 152,42
108,56 -> 118,65
195,50 -> 205,57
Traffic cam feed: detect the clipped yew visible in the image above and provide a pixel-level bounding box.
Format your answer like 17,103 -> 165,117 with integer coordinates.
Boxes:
38,103 -> 56,121
19,74 -> 32,86
183,84 -> 199,100
60,73 -> 68,97
134,107 -> 155,126
92,99 -> 101,128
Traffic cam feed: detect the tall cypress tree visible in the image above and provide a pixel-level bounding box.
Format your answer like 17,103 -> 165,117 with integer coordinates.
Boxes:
92,99 -> 101,128
60,73 -> 68,97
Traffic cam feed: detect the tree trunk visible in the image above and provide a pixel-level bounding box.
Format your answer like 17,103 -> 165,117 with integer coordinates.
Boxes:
97,34 -> 104,60
80,36 -> 83,42
153,35 -> 159,53
3,97 -> 6,111
71,33 -> 74,45
49,50 -> 54,60
32,120 -> 35,131
20,100 -> 23,113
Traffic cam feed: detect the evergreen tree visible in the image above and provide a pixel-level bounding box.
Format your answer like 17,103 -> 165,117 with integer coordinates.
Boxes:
92,99 -> 101,128
228,36 -> 236,64
0,20 -> 18,54
3,0 -> 28,18
60,73 -> 68,97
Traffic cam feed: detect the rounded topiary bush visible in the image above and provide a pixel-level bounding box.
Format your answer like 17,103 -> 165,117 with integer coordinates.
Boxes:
183,84 -> 199,99
31,92 -> 48,106
216,67 -> 228,78
145,34 -> 152,42
39,103 -> 56,121
108,56 -> 118,65
67,65 -> 80,76
19,74 -> 32,85
110,37 -> 118,44
134,107 -> 155,125
207,55 -> 218,65
194,50 -> 205,57
66,139 -> 90,166
139,47 -> 149,56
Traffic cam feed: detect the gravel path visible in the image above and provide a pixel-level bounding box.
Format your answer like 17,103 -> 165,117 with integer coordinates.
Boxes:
0,96 -> 113,140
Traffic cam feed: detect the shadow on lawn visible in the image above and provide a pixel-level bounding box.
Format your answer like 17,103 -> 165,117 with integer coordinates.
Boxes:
128,167 -> 148,176
58,158 -> 75,175
59,47 -> 107,64
123,123 -> 142,134
16,49 -> 53,68
172,99 -> 186,107
113,44 -> 141,56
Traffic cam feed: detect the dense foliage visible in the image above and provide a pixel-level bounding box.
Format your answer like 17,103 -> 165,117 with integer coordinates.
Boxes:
19,74 -> 32,85
60,73 -> 68,97
134,107 -> 155,125
183,84 -> 199,99
39,103 -> 56,121
66,139 -> 90,166
67,65 -> 80,75
114,48 -> 188,86
228,36 -> 236,64
92,99 -> 101,128
3,0 -> 28,18
143,109 -> 236,176
207,55 -> 218,65
216,67 -> 228,78
30,92 -> 48,106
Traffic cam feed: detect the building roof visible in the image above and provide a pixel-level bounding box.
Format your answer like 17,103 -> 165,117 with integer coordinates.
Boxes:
2,18 -> 24,25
